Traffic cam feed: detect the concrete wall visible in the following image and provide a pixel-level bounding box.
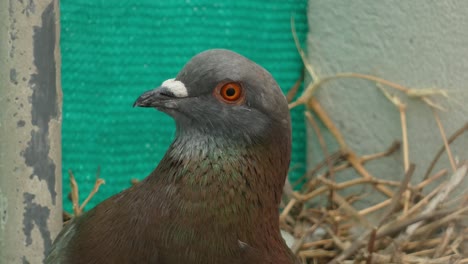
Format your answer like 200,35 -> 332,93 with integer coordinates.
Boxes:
306,1 -> 467,200
0,0 -> 62,262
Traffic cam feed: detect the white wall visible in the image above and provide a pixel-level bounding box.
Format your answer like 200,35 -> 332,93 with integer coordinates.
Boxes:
306,1 -> 467,202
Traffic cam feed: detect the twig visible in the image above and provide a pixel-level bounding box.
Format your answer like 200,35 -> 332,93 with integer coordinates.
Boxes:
379,164 -> 415,227
412,206 -> 468,238
361,141 -> 401,162
434,223 -> 455,258
291,16 -> 319,82
422,96 -> 447,111
297,176 -> 401,202
305,111 -> 336,209
280,198 -> 297,224
332,192 -> 373,229
68,169 -> 80,216
327,165 -> 415,264
301,239 -> 333,249
405,164 -> 467,235
431,108 -> 457,172
308,97 -> 348,149
305,111 -> 332,172
424,123 -> 468,179
283,177 -> 295,202
366,229 -> 377,264
323,225 -> 347,251
289,70 -> 448,110
381,87 -> 413,216
130,178 -> 140,186
79,167 -> 105,211
405,183 -> 445,217
359,199 -> 392,216
291,217 -> 325,254
293,150 -> 345,188
347,153 -> 394,198
67,167 -> 106,217
416,168 -> 448,190
378,87 -> 409,172
377,208 -> 459,240
317,141 -> 400,180
371,253 -> 458,264
286,70 -> 304,103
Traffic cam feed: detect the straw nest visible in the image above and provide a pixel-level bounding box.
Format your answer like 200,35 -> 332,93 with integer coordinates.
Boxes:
277,27 -> 468,263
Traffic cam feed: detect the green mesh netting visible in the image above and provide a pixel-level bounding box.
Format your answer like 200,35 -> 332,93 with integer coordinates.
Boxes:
61,0 -> 308,211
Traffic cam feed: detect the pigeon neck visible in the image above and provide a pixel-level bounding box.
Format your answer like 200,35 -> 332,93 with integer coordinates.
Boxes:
149,131 -> 290,251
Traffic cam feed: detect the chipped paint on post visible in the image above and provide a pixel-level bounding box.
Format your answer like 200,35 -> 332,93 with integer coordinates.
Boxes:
0,188 -> 7,233
23,193 -> 52,255
0,0 -> 62,263
24,1 -> 58,206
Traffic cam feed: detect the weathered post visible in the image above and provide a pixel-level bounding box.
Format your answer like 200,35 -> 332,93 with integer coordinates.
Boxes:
0,0 -> 62,262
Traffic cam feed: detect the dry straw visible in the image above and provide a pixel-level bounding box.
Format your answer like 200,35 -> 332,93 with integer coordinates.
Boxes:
280,17 -> 467,264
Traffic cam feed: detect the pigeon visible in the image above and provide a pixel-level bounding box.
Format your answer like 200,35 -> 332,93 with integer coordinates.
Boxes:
45,49 -> 297,263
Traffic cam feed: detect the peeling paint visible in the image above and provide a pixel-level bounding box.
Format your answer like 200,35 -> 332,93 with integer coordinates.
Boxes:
22,256 -> 30,264
21,0 -> 36,16
8,0 -> 14,16
22,193 -> 51,256
17,120 -> 26,127
10,30 -> 17,41
10,68 -> 18,84
8,0 -> 17,59
22,2 -> 58,205
0,188 -> 8,232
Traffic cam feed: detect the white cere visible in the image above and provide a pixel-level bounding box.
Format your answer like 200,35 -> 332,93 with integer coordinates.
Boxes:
161,78 -> 188,97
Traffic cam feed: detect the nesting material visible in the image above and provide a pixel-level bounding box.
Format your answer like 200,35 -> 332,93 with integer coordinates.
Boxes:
284,22 -> 467,263
280,138 -> 467,264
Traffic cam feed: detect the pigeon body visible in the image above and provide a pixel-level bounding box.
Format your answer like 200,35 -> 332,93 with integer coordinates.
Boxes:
46,49 -> 297,263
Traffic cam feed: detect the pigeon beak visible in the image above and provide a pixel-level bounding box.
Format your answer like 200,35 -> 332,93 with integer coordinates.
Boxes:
134,79 -> 188,110
133,87 -> 177,109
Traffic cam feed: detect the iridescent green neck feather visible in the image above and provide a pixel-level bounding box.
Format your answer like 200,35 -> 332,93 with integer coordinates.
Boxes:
143,129 -> 291,259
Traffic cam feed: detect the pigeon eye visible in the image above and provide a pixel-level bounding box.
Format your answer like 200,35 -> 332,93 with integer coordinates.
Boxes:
215,82 -> 244,104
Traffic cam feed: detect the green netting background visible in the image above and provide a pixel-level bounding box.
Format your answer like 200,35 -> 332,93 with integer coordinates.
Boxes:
61,0 -> 308,211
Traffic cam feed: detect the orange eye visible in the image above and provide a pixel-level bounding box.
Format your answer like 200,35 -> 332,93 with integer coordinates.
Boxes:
215,82 -> 244,104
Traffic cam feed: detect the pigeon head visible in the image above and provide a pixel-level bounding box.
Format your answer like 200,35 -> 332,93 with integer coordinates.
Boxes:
134,49 -> 291,145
